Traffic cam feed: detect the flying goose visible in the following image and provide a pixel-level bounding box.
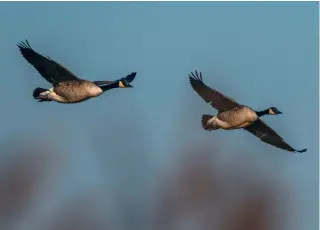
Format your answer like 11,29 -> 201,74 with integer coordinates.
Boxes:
18,40 -> 136,104
189,70 -> 307,153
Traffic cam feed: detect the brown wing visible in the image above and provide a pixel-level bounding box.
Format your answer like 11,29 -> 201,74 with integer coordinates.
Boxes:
18,40 -> 80,84
189,70 -> 240,112
244,119 -> 307,153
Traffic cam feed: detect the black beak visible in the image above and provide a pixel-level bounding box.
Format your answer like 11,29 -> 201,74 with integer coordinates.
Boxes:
127,84 -> 133,88
277,111 -> 282,114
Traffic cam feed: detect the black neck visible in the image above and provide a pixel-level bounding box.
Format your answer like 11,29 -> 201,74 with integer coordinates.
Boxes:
96,82 -> 119,92
256,109 -> 269,117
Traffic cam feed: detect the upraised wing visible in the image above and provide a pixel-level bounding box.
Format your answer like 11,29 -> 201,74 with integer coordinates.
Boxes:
18,40 -> 80,84
189,70 -> 240,112
244,119 -> 307,153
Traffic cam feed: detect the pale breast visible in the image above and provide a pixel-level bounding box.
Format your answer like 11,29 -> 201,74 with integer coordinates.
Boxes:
86,82 -> 103,97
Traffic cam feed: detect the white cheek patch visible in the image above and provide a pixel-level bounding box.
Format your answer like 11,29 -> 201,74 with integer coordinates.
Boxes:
118,81 -> 125,88
269,109 -> 276,115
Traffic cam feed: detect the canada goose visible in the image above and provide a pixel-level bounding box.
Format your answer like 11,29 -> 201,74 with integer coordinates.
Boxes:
18,40 -> 136,103
189,71 -> 307,153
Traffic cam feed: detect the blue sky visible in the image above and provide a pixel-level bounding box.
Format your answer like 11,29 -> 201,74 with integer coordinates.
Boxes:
0,2 -> 318,230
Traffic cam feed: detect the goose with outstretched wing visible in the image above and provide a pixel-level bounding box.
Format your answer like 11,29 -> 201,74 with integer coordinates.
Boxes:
189,70 -> 307,153
18,40 -> 136,103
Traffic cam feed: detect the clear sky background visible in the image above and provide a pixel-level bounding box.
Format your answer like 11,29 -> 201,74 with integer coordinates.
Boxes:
0,2 -> 318,230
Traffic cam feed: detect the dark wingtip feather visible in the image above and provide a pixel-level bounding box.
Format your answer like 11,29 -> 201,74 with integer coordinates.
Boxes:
189,70 -> 203,81
295,148 -> 307,153
17,39 -> 32,50
189,70 -> 204,88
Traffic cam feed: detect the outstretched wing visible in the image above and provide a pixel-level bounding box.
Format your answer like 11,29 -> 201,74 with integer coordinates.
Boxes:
244,119 -> 307,153
189,70 -> 240,112
17,40 -> 80,84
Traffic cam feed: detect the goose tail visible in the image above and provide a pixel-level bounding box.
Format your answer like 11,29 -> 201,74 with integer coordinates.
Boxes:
33,87 -> 52,102
201,114 -> 219,131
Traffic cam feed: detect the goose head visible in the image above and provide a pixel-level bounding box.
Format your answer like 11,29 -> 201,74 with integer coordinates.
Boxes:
118,72 -> 136,88
268,107 -> 282,115
256,107 -> 282,117
118,78 -> 133,88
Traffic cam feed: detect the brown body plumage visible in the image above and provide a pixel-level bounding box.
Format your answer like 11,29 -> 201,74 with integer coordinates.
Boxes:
50,80 -> 103,103
214,106 -> 258,129
18,40 -> 136,104
189,70 -> 307,153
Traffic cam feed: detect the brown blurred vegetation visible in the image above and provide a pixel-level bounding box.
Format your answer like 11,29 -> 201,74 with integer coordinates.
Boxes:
0,134 -> 288,230
151,146 -> 284,230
